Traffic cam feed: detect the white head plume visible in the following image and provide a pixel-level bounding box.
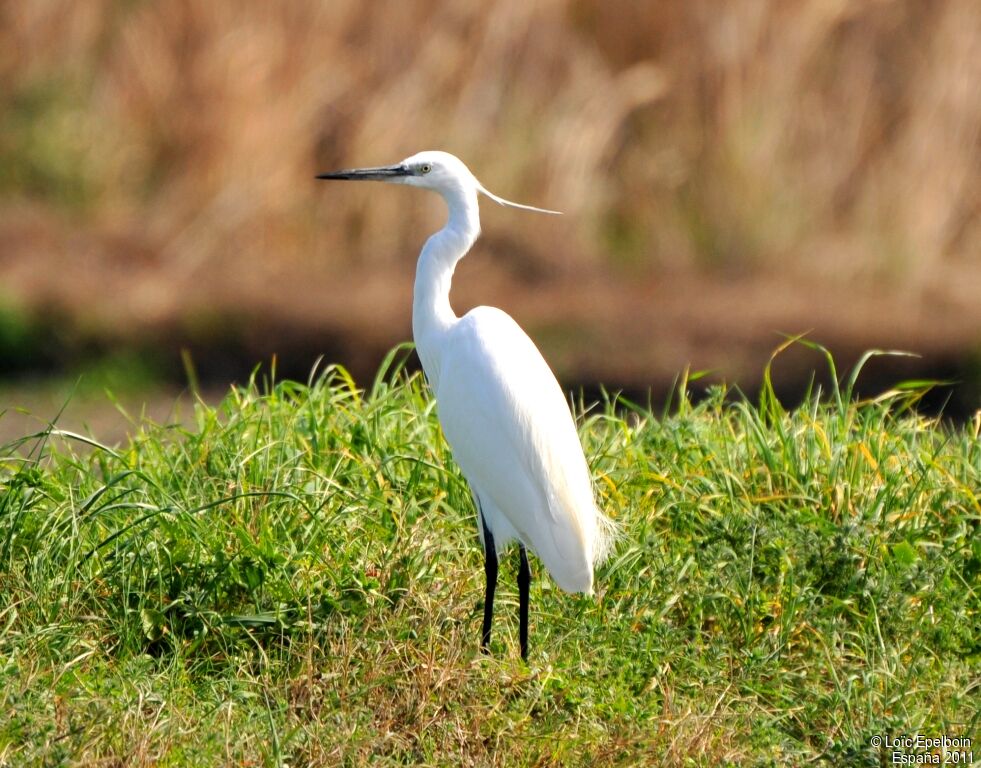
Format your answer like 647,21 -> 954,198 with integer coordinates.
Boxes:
477,183 -> 562,216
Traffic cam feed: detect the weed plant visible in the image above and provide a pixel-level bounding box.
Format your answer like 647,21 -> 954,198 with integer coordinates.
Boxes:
0,345 -> 978,766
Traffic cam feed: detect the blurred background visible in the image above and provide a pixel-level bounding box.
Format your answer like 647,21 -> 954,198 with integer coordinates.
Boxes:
1,0 -> 979,441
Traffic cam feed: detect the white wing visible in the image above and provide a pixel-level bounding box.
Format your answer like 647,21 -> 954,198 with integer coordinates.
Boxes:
434,306 -> 612,593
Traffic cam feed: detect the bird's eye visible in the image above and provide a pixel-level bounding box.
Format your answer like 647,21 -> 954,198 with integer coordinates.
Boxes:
420,163 -> 432,174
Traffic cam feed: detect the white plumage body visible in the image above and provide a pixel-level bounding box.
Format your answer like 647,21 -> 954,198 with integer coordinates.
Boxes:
434,305 -> 606,593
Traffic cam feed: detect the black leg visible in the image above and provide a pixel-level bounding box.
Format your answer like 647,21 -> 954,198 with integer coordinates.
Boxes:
480,512 -> 498,654
518,545 -> 531,661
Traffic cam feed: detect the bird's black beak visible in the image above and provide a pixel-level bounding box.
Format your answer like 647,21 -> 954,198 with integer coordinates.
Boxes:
316,164 -> 410,181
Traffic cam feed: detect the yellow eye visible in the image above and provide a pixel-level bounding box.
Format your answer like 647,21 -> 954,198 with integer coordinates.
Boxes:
420,163 -> 432,174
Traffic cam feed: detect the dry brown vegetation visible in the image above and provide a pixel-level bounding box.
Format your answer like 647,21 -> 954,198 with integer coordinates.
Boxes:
1,0 -> 979,396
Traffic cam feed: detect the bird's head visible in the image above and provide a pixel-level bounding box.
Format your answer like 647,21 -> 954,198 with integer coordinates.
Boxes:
317,150 -> 560,215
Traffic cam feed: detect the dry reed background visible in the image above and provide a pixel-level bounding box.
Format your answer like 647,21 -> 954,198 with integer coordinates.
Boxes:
1,0 -> 980,397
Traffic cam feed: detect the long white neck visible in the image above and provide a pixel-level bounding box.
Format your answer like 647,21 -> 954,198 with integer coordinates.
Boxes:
412,184 -> 481,389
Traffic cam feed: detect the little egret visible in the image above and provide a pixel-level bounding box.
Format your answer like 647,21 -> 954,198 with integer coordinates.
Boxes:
317,151 -> 614,660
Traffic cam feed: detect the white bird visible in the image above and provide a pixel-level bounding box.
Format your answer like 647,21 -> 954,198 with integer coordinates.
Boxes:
317,151 -> 614,660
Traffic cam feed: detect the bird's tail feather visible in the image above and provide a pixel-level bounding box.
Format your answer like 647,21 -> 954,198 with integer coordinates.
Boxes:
589,504 -> 620,567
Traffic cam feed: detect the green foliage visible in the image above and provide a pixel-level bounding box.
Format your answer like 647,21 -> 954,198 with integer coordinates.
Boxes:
0,301 -> 40,373
0,77 -> 103,210
0,346 -> 978,765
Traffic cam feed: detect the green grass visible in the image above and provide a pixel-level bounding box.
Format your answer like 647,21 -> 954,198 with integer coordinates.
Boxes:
1,344 -> 978,766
